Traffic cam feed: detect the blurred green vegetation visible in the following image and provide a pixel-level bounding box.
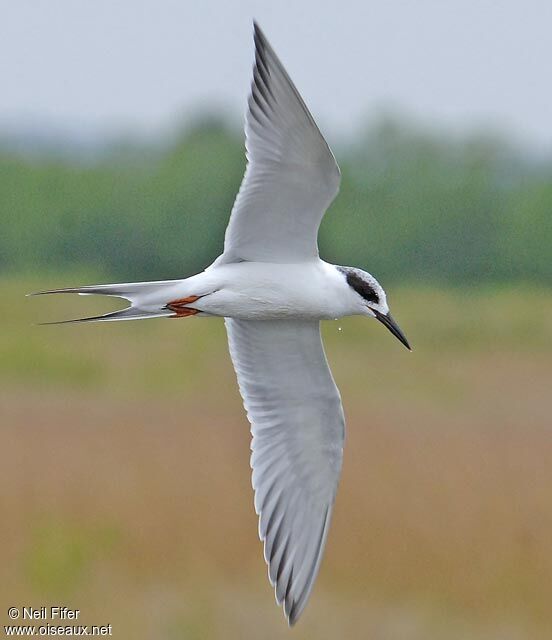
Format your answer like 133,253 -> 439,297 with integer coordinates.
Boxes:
1,115 -> 551,284
24,519 -> 121,594
3,275 -> 551,395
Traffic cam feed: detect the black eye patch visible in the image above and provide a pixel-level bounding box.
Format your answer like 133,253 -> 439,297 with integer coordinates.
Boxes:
344,271 -> 379,304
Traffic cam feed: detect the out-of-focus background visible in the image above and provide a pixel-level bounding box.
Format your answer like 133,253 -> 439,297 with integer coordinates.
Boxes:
2,2 -> 551,638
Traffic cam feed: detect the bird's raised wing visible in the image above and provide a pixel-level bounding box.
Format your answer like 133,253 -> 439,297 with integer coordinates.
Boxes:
219,23 -> 341,264
225,318 -> 344,624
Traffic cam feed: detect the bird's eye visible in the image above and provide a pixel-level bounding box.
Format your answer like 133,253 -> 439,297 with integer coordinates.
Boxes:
344,271 -> 379,304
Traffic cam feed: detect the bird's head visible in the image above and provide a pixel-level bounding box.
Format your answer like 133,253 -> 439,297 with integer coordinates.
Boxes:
337,267 -> 411,350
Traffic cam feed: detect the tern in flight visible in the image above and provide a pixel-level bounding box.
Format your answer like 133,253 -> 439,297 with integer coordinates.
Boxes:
34,23 -> 411,625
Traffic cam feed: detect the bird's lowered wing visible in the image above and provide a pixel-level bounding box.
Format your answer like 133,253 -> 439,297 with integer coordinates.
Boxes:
219,23 -> 341,264
225,318 -> 344,624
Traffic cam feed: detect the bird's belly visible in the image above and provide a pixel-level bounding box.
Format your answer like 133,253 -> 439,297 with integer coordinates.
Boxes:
194,287 -> 344,320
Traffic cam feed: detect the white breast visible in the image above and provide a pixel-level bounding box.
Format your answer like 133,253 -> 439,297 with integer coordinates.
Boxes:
197,261 -> 355,320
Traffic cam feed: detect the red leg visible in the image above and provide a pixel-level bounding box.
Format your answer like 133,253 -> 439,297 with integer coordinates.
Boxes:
166,295 -> 202,318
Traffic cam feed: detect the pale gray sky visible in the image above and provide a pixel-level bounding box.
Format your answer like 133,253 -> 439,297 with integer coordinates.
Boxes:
2,0 -> 552,147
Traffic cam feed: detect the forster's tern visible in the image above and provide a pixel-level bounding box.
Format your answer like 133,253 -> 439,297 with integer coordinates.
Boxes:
33,23 -> 410,625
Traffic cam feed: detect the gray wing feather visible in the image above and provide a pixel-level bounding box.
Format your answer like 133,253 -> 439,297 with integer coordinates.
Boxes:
219,22 -> 341,264
225,318 -> 344,624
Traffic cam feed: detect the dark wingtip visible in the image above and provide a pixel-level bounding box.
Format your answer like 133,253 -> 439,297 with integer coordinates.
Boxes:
252,20 -> 269,49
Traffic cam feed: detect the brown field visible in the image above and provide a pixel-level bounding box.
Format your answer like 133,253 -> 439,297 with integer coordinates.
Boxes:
1,277 -> 552,639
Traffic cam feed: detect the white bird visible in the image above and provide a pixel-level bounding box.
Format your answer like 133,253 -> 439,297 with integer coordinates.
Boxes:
33,23 -> 410,625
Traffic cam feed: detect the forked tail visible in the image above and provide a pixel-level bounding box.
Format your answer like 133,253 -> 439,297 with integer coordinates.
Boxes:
28,279 -> 194,324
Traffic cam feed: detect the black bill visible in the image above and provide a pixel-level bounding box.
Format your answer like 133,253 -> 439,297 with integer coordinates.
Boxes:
373,310 -> 411,351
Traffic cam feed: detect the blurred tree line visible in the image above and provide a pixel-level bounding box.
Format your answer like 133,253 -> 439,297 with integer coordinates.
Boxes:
1,116 -> 550,284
